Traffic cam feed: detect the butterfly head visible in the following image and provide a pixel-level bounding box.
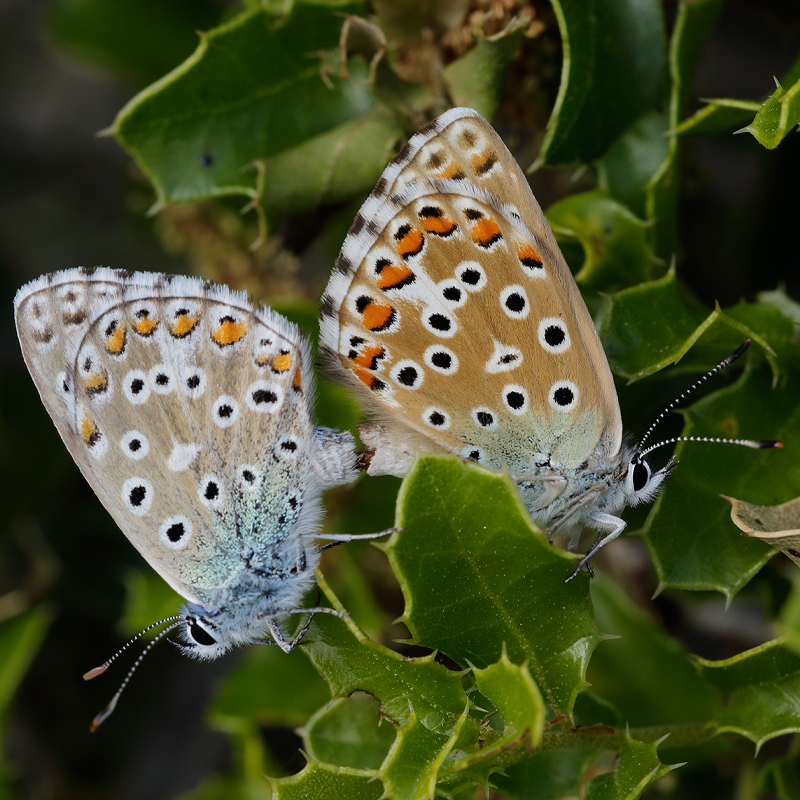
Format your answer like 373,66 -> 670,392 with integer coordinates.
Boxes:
621,450 -> 676,509
178,611 -> 232,659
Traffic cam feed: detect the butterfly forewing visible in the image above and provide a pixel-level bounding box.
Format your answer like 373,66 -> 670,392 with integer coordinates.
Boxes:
320,109 -> 622,476
15,269 -> 317,604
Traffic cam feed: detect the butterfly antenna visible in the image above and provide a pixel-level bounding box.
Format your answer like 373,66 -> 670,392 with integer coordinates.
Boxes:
636,340 -> 782,459
83,615 -> 183,680
87,619 -> 185,732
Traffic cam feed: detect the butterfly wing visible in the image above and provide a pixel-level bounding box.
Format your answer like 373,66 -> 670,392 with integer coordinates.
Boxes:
320,109 -> 622,476
15,268 -> 335,607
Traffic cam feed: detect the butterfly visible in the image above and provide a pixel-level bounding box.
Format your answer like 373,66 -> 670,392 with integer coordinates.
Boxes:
14,268 -> 380,727
319,107 -> 779,577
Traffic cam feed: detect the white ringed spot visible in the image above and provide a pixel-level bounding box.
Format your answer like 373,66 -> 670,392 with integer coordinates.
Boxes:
471,407 -> 498,431
123,369 -> 150,405
198,474 -> 225,509
423,406 -> 451,430
212,396 -> 239,428
537,317 -> 571,353
120,430 -> 149,460
503,385 -> 529,416
246,381 -> 283,413
549,380 -> 578,412
485,340 -> 522,374
423,345 -> 459,375
461,445 -> 485,463
275,433 -> 301,460
499,285 -> 530,320
180,366 -> 207,399
148,364 -> 175,395
56,371 -> 72,398
122,477 -> 153,517
159,515 -> 192,550
237,465 -> 261,491
456,261 -> 486,292
437,279 -> 467,308
421,307 -> 456,338
392,360 -> 424,390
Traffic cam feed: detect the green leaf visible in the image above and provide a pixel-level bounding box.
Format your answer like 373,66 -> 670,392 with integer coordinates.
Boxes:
597,113 -> 670,218
675,99 -> 760,138
740,76 -> 800,150
112,2 -> 376,207
645,360 -> 800,598
587,578 -> 720,727
209,641 -> 330,729
492,749 -> 599,800
259,107 -> 404,217
301,583 -> 472,733
697,640 -> 800,751
447,648 -> 545,780
443,24 -> 525,121
598,270 -> 779,383
583,734 -> 680,800
49,0 -> 222,87
302,694 -> 396,770
376,704 -> 468,800
540,0 -> 665,165
387,455 -> 603,717
547,191 -> 655,290
269,760 -> 384,800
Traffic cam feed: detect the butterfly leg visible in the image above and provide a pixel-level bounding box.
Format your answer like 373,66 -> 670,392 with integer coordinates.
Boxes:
564,513 -> 626,582
314,526 -> 401,551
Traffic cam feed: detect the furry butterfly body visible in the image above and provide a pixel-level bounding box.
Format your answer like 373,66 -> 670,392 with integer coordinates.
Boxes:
320,108 -> 673,567
15,268 -> 357,659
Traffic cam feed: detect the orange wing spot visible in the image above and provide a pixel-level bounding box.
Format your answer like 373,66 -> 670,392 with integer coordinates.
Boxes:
170,312 -> 199,338
105,323 -> 126,354
133,314 -> 158,336
292,367 -> 303,391
255,354 -> 270,368
361,301 -> 395,332
350,344 -> 385,370
272,353 -> 293,372
471,217 -> 502,248
82,372 -> 108,394
80,413 -> 101,446
212,317 -> 247,346
437,164 -> 466,180
352,366 -> 386,391
377,264 -> 414,291
395,227 -> 424,259
518,244 -> 543,268
421,215 -> 457,236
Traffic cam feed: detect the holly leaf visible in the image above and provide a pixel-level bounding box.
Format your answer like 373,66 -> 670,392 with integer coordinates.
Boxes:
386,455 -> 603,717
112,1 -> 375,207
697,640 -> 800,751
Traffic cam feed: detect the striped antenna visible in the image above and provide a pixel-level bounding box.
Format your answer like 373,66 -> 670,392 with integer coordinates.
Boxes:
84,615 -> 185,732
636,340 -> 782,459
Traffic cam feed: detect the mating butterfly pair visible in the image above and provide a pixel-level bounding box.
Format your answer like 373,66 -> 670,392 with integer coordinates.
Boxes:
14,108 -> 777,727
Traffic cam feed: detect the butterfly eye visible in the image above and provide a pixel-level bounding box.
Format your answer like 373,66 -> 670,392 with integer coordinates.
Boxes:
632,461 -> 651,493
189,622 -> 216,647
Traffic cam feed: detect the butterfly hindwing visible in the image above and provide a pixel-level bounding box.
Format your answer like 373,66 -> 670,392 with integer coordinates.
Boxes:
320,109 -> 622,477
15,269 -> 323,605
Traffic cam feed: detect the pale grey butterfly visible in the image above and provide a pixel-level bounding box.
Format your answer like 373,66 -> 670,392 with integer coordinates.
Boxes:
319,107 -> 780,579
14,268 -> 387,729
